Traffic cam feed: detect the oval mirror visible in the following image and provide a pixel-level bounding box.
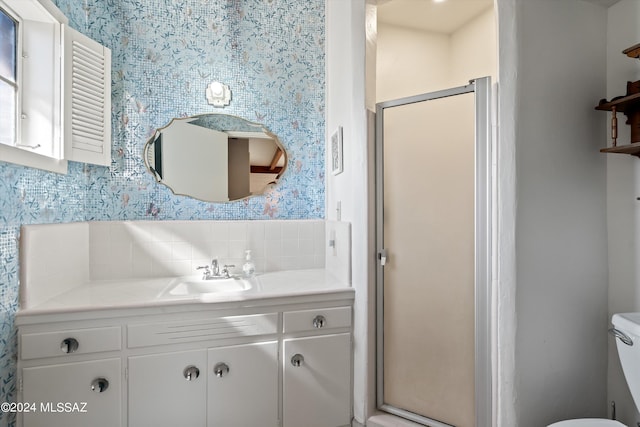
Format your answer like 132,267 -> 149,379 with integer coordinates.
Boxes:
143,114 -> 287,202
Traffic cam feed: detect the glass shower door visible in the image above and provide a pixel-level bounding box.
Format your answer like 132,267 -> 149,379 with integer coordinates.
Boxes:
375,78 -> 492,427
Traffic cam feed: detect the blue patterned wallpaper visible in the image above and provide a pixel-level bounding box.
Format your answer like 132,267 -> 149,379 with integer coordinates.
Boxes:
0,0 -> 324,423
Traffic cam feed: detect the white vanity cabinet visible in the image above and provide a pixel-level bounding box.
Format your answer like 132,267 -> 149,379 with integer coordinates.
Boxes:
207,341 -> 279,427
283,334 -> 351,427
128,349 -> 207,426
128,342 -> 279,427
282,307 -> 352,427
17,293 -> 353,427
18,326 -> 122,427
21,358 -> 121,427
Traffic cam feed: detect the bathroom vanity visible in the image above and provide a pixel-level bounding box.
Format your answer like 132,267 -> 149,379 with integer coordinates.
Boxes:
16,271 -> 353,427
15,220 -> 353,427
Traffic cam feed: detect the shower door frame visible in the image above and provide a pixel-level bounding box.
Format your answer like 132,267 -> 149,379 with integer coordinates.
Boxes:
375,77 -> 492,427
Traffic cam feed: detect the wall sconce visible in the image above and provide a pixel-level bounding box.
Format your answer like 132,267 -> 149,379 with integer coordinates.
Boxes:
206,81 -> 231,107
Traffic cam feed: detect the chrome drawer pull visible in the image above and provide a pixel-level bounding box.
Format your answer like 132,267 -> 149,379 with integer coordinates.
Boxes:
61,338 -> 79,354
91,378 -> 109,393
312,315 -> 326,329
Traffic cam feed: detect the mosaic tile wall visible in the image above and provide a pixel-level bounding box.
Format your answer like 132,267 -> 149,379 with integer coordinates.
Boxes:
0,0 -> 325,423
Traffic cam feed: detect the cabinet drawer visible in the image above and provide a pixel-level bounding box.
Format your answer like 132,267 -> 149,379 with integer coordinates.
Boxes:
21,327 -> 121,360
128,313 -> 278,348
283,307 -> 351,333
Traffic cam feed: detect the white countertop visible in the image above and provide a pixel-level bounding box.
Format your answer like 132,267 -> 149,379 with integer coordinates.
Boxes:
16,269 -> 354,322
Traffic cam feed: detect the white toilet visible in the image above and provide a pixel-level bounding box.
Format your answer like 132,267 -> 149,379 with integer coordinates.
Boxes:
548,312 -> 640,427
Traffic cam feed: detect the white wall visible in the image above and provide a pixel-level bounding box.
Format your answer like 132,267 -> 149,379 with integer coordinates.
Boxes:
377,7 -> 496,103
451,8 -> 496,86
376,24 -> 451,101
329,2 -> 610,426
512,1 -> 608,426
326,0 -> 374,423
606,1 -> 640,424
496,0 -> 518,424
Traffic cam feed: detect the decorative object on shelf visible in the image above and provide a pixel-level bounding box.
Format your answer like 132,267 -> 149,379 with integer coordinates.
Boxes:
611,106 -> 618,147
206,81 -> 232,107
595,43 -> 640,157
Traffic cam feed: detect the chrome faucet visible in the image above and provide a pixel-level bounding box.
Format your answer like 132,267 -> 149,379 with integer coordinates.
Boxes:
211,258 -> 220,276
197,258 -> 235,280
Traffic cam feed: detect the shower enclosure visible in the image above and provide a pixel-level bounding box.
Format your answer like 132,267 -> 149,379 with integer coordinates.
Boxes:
375,77 -> 492,427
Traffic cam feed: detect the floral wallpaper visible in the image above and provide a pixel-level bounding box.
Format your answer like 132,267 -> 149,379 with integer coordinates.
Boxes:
0,0 -> 324,423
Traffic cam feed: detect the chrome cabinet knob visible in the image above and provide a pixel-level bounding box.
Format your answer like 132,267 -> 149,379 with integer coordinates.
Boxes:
91,378 -> 109,393
61,338 -> 79,354
312,315 -> 326,329
213,362 -> 229,378
291,354 -> 304,367
183,366 -> 200,381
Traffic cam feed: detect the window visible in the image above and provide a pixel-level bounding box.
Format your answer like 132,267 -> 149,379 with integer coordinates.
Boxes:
0,0 -> 110,174
0,7 -> 18,147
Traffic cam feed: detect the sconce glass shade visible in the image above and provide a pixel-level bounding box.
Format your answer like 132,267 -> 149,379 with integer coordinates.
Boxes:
206,81 -> 231,107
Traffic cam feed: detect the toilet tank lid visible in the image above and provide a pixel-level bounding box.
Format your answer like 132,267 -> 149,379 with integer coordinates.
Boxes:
612,313 -> 640,336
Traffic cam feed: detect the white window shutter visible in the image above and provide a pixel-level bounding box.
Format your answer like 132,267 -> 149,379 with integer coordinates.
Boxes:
63,25 -> 111,166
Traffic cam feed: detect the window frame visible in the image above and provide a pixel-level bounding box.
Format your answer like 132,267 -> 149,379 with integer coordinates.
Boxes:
0,0 -> 68,174
0,4 -> 21,149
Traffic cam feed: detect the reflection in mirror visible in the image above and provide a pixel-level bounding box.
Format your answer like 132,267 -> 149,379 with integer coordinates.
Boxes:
144,114 -> 287,202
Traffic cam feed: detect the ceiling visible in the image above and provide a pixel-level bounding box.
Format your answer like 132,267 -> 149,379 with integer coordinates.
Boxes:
377,0 -> 621,35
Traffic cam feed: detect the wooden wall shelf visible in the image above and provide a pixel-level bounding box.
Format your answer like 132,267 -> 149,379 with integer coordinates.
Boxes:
596,92 -> 640,113
600,142 -> 640,157
595,43 -> 640,157
623,43 -> 640,59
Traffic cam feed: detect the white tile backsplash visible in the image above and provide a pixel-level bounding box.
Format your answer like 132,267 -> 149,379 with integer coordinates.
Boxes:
281,222 -> 299,240
20,222 -> 91,310
88,220 -> 327,280
264,222 -> 282,240
20,220 -> 351,309
21,220 -> 350,307
298,222 -> 315,240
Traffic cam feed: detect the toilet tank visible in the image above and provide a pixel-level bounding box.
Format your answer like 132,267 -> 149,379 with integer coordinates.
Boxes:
612,313 -> 640,412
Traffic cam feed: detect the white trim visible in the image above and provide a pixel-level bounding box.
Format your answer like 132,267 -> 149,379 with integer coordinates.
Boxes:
35,0 -> 68,24
0,0 -> 66,173
0,0 -> 108,174
0,144 -> 67,173
0,1 -> 21,148
63,24 -> 111,166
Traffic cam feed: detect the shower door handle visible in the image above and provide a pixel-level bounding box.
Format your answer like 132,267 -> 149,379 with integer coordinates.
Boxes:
378,249 -> 388,266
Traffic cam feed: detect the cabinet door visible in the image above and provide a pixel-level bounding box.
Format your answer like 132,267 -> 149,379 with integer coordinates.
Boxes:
129,349 -> 206,427
207,341 -> 278,427
22,358 -> 121,427
283,333 -> 351,427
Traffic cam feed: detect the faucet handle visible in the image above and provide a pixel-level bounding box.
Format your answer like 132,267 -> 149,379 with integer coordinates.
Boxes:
221,264 -> 235,278
197,265 -> 211,278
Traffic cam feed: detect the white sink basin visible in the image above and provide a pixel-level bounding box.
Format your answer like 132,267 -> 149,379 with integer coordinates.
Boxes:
161,276 -> 252,298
